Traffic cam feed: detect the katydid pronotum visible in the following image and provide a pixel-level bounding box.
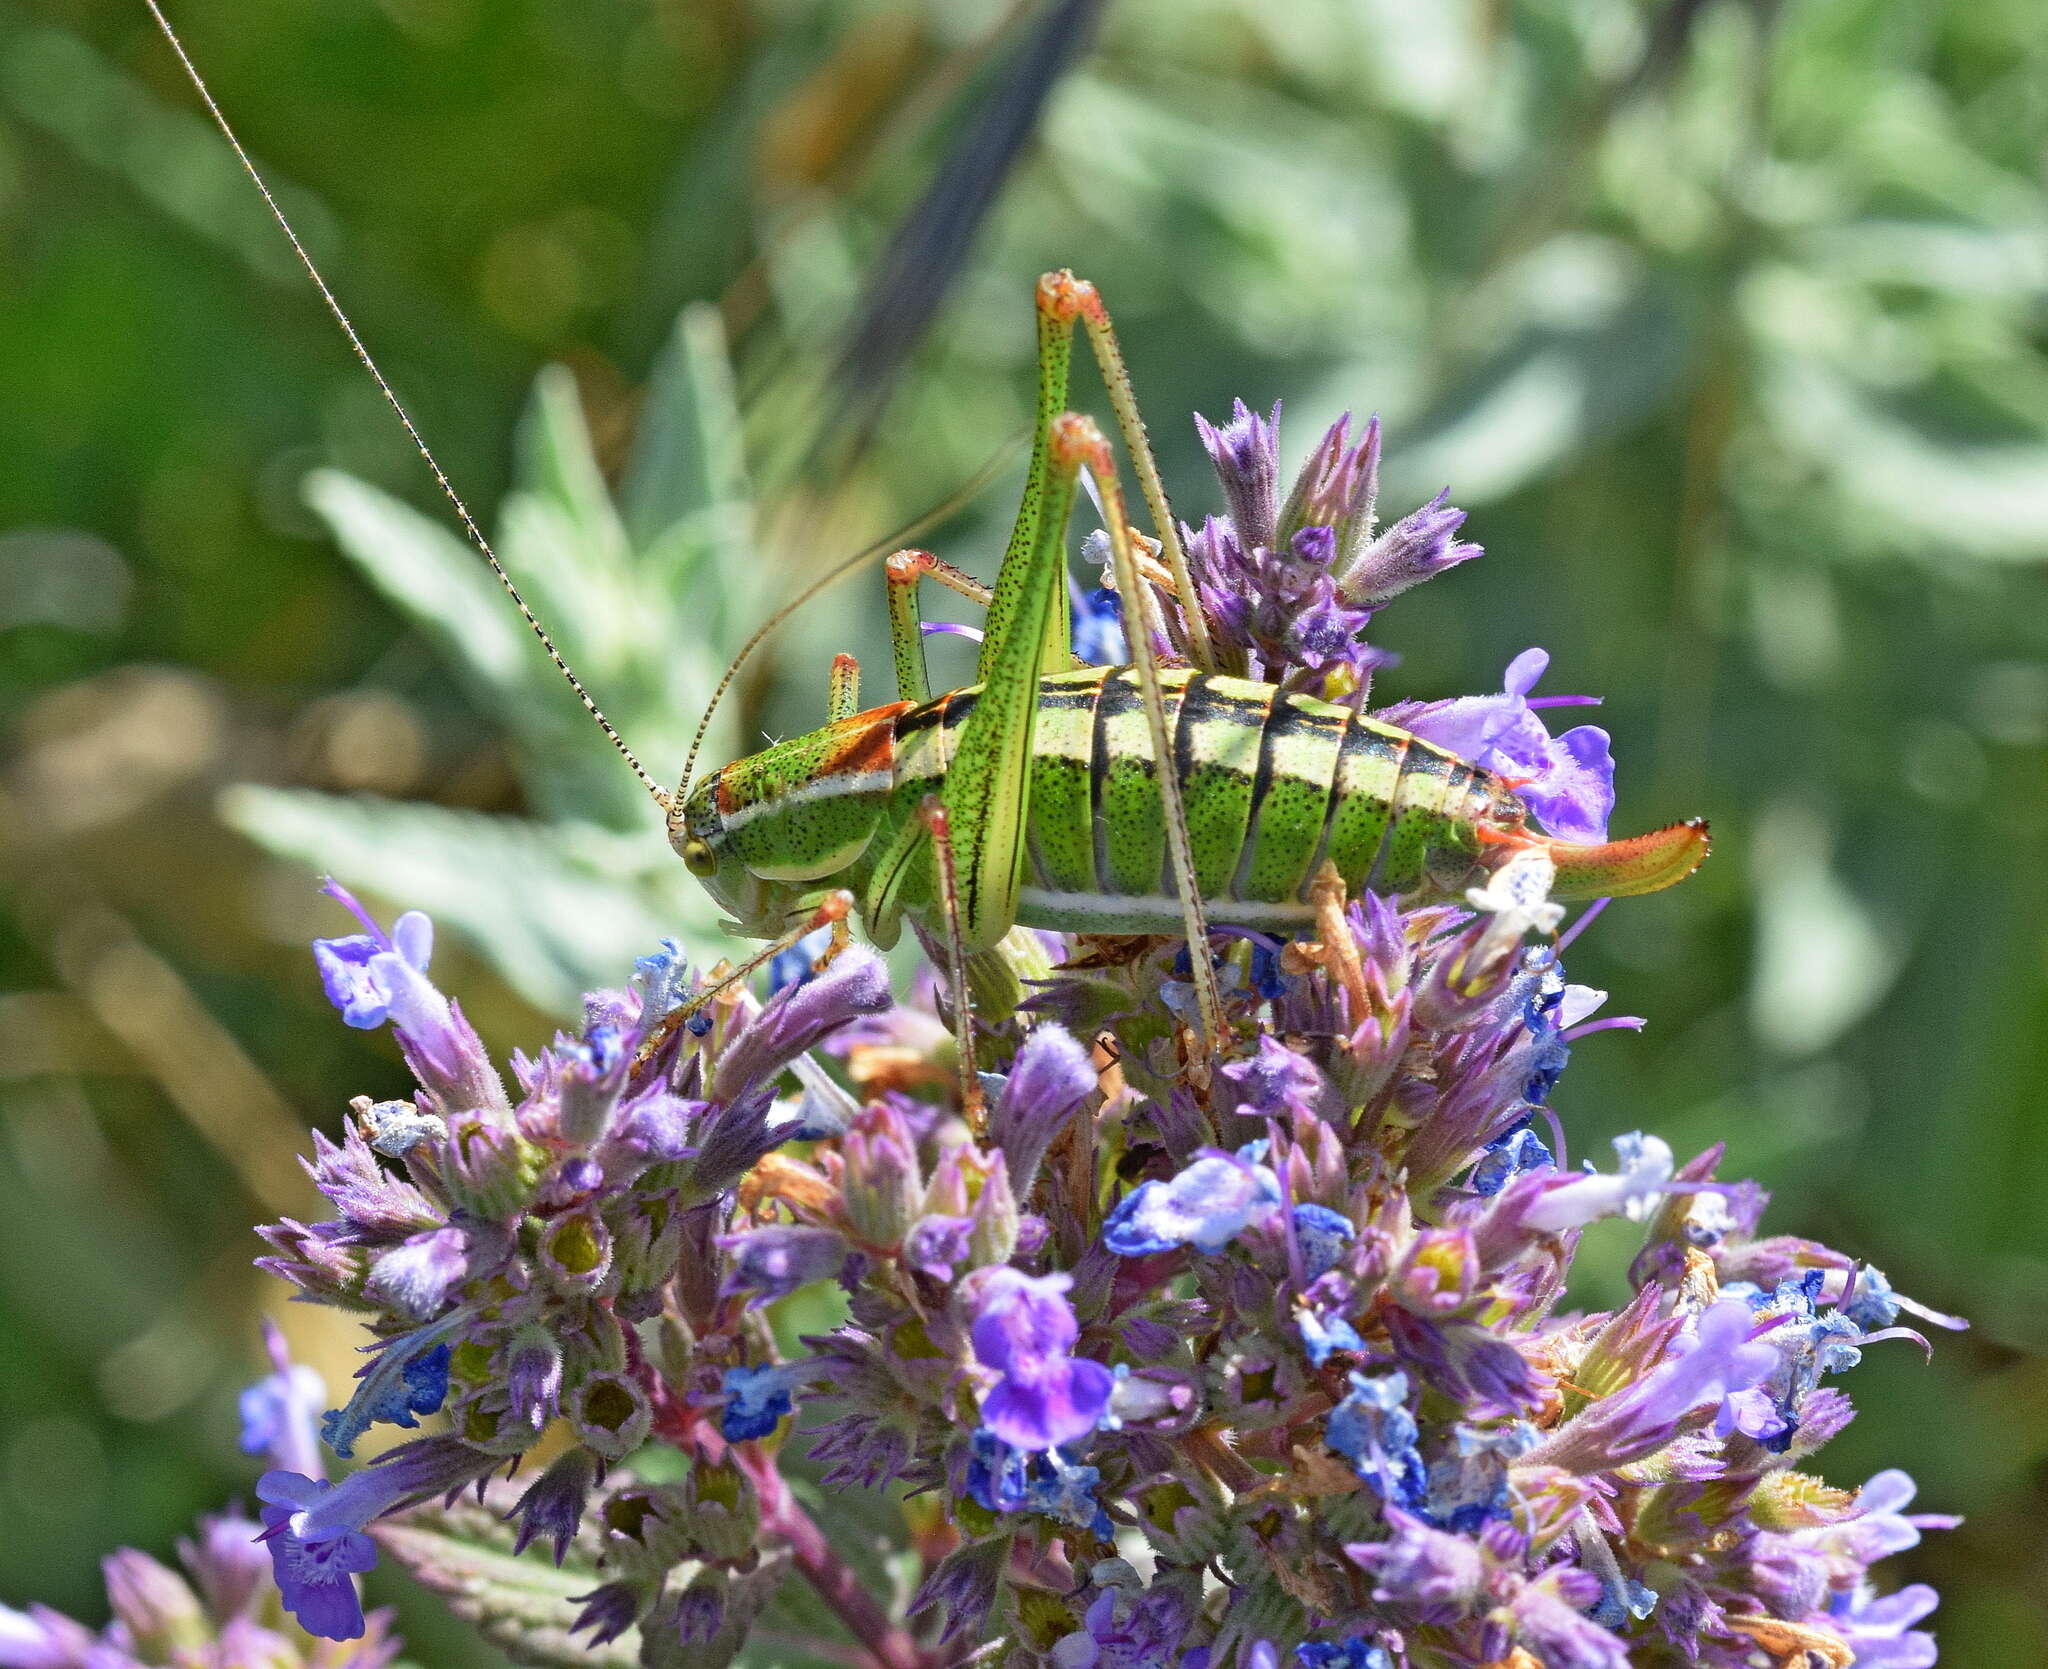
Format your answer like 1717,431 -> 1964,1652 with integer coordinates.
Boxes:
148,4 -> 1708,1102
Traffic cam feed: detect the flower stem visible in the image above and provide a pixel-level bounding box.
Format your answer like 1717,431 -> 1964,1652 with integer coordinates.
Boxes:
737,1446 -> 925,1669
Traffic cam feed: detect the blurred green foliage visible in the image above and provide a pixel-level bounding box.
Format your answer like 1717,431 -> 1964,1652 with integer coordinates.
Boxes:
1,0 -> 2044,1662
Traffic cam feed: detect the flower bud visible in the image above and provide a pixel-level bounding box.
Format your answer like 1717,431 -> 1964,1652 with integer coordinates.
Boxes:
609,1188 -> 683,1307
558,1024 -> 629,1147
840,1101 -> 923,1250
967,1150 -> 1020,1269
511,1445 -> 599,1565
101,1551 -> 207,1659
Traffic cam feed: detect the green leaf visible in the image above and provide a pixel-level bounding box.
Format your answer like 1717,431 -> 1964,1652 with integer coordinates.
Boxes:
221,785 -> 726,1017
624,303 -> 752,564
303,467 -> 539,703
373,1484 -> 640,1669
505,366 -> 635,662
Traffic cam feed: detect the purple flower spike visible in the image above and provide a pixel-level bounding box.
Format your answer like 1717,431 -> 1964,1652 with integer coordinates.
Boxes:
1102,1148 -> 1281,1257
1221,1036 -> 1327,1122
1338,488 -> 1482,608
238,1318 -> 327,1481
717,1224 -> 849,1305
961,1267 -> 1113,1450
1347,1509 -> 1485,1615
1195,398 -> 1282,552
1382,649 -> 1615,842
991,1022 -> 1098,1194
710,949 -> 891,1103
365,1226 -> 470,1322
312,883 -> 505,1114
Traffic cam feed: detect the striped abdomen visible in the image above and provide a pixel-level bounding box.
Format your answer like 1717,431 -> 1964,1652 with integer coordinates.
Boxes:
889,666 -> 1517,934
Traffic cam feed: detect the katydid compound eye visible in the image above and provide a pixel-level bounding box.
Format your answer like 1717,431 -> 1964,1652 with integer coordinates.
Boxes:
682,838 -> 717,877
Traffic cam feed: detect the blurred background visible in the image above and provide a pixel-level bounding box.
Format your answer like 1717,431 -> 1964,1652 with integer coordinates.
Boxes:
2,0 -> 2044,1660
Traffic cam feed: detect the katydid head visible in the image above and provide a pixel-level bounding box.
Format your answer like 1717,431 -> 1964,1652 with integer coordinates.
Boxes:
671,779 -> 789,936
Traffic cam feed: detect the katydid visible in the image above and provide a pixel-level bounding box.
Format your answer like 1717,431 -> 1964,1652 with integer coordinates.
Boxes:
667,274 -> 1707,1051
150,5 -> 1707,1068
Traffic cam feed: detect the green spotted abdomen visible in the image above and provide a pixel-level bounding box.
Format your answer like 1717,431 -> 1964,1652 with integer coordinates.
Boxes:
892,667 -> 1517,936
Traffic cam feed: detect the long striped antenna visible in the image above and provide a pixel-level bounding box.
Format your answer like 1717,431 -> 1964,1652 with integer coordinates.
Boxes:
142,0 -> 669,811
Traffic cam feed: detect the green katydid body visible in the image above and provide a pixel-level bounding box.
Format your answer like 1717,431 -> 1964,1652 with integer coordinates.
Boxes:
674,665 -> 1708,943
669,272 -> 1707,1003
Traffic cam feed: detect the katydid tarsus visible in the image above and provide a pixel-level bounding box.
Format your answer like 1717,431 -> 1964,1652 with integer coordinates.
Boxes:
150,3 -> 1708,1098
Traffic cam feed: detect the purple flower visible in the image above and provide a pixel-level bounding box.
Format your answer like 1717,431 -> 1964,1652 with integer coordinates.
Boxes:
1052,1578 -> 1196,1669
1297,1298 -> 1366,1368
1826,1582 -> 1941,1669
238,1319 -> 326,1480
1195,398 -> 1281,552
903,1214 -> 975,1281
1382,649 -> 1615,842
1102,1149 -> 1281,1257
719,1361 -> 810,1442
255,1474 -> 380,1642
1518,1132 -> 1675,1234
717,1224 -> 849,1304
710,949 -> 892,1102
320,1329 -> 455,1459
1529,1299 -> 1784,1473
1506,1568 -> 1632,1669
1292,1203 -> 1355,1280
1471,1125 -> 1555,1196
962,1267 -> 1113,1450
991,1022 -> 1098,1194
1337,488 -> 1482,608
311,883 -> 505,1114
1346,1509 -> 1485,1615
364,1227 -> 469,1322
1811,1470 -> 1961,1565
1295,1638 -> 1392,1669
313,883 -> 433,1030
510,1446 -> 597,1566
1220,1036 -> 1327,1122
963,1430 -> 1111,1536
1324,1371 -> 1426,1509
1070,571 -> 1129,667
556,1022 -> 629,1146
631,937 -> 690,1019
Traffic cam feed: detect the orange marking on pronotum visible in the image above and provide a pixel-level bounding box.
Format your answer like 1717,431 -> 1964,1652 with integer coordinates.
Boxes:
819,707 -> 912,777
